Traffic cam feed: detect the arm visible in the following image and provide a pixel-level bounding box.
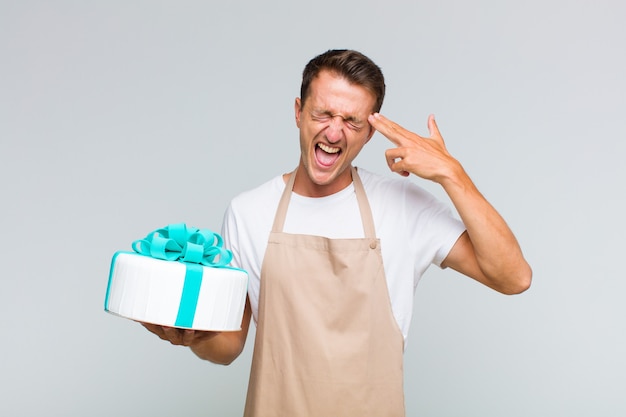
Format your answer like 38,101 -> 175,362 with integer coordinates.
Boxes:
368,113 -> 532,294
141,296 -> 252,365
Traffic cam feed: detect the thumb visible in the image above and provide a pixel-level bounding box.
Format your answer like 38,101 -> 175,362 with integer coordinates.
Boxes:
427,114 -> 443,140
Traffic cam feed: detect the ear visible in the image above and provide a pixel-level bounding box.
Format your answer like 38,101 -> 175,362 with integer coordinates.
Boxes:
294,98 -> 302,128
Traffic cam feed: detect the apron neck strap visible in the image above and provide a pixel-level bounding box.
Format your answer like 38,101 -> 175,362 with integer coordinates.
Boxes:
272,166 -> 376,239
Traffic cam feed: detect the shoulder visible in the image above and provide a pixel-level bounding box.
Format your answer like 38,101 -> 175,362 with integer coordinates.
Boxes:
357,167 -> 440,207
358,167 -> 403,191
225,174 -> 284,224
231,175 -> 282,205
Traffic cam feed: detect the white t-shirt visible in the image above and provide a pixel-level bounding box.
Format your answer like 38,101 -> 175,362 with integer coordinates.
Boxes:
221,167 -> 466,345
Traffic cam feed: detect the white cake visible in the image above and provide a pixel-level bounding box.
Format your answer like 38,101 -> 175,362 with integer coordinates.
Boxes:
104,225 -> 248,331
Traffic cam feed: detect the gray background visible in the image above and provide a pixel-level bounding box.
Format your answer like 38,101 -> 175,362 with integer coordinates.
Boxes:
2,1 -> 625,416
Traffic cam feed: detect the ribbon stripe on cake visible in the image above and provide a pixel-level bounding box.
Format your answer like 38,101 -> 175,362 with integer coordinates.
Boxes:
131,223 -> 233,328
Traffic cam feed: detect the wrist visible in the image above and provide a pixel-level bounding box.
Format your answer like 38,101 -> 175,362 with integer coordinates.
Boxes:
437,158 -> 470,191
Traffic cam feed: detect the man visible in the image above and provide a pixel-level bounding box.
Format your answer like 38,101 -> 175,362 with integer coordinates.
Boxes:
143,49 -> 532,416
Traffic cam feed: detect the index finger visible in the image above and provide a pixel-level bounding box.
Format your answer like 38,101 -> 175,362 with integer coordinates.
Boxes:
367,113 -> 413,147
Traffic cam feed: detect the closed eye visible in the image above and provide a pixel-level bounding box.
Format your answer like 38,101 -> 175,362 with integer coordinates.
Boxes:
311,114 -> 331,123
311,110 -> 364,131
346,121 -> 364,131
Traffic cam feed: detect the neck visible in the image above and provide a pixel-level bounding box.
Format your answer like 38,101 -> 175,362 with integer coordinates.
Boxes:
290,164 -> 354,198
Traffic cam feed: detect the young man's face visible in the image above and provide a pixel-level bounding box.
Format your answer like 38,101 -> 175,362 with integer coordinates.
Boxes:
294,70 -> 377,197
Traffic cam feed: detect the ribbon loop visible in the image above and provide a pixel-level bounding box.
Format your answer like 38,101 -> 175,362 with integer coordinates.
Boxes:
181,242 -> 205,264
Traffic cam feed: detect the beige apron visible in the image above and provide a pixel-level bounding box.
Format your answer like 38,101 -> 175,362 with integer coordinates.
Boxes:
244,167 -> 406,417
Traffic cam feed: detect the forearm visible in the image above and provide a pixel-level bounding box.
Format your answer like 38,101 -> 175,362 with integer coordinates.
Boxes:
441,161 -> 532,293
190,331 -> 246,365
190,298 -> 252,365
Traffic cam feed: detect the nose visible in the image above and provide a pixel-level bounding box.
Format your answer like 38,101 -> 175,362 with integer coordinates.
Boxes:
325,116 -> 344,143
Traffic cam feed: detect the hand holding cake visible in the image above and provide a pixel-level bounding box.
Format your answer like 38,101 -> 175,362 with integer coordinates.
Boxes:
139,322 -> 220,346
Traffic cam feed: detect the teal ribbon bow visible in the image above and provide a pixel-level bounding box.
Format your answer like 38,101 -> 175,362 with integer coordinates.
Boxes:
132,223 -> 232,267
132,223 -> 233,328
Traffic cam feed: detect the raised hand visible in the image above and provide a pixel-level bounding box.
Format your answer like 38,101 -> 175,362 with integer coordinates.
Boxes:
367,113 -> 461,184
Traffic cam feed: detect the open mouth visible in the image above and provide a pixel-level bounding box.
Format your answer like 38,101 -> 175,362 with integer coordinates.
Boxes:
315,143 -> 341,167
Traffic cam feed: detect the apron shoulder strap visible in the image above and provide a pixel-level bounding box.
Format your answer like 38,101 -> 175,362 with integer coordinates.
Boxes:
271,169 -> 298,233
351,167 -> 376,239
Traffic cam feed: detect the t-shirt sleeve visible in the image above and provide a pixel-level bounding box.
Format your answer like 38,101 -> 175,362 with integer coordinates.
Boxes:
403,181 -> 466,268
221,203 -> 243,270
432,219 -> 466,268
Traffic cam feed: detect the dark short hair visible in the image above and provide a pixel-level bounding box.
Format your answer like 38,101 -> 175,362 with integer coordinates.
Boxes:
300,49 -> 386,113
